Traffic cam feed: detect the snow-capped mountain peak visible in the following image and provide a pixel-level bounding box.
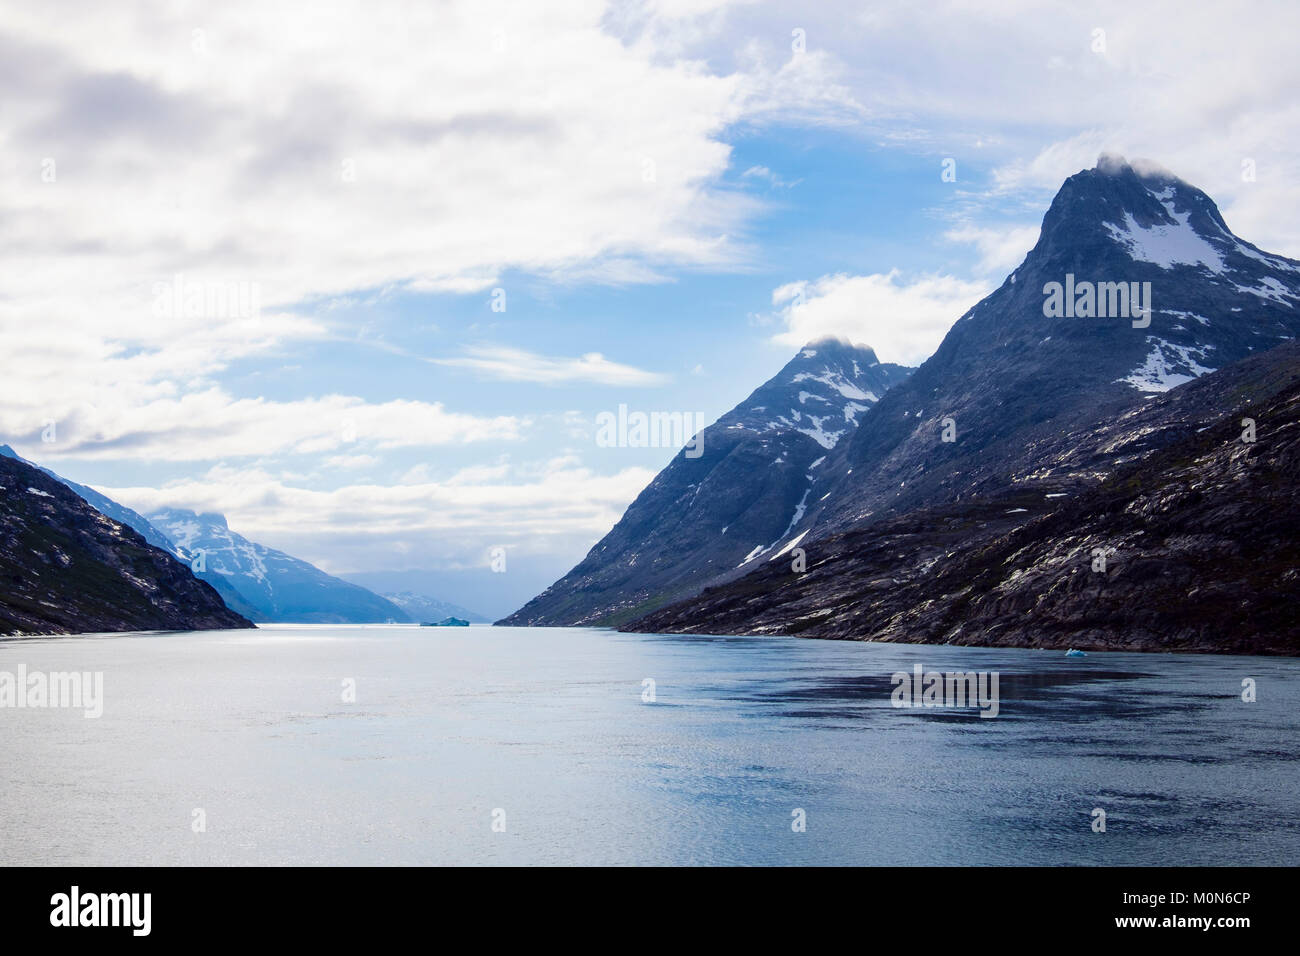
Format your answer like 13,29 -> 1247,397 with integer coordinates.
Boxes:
499,339 -> 913,626
726,337 -> 910,448
506,158 -> 1300,631
147,508 -> 408,623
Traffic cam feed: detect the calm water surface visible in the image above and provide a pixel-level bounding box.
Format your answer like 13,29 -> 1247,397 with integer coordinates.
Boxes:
2,625 -> 1297,865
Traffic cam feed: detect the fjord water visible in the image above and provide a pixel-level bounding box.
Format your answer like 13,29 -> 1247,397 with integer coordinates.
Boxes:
2,625 -> 1296,866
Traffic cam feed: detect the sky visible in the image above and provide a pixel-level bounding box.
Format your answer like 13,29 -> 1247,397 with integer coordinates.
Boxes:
2,0 -> 1299,617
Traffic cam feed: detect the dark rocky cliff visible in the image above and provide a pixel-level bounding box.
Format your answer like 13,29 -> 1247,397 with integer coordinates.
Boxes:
629,342 -> 1300,655
0,455 -> 254,635
500,338 -> 911,626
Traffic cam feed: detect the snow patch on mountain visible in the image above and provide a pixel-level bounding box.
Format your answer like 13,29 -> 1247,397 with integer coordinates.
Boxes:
148,508 -> 405,622
158,517 -> 201,553
792,370 -> 876,401
1106,208 -> 1226,273
843,401 -> 871,423
767,409 -> 861,449
766,387 -> 882,449
1121,338 -> 1217,392
1232,240 -> 1300,274
795,416 -> 842,449
1160,308 -> 1210,326
784,488 -> 812,535
769,530 -> 809,561
1231,276 -> 1298,306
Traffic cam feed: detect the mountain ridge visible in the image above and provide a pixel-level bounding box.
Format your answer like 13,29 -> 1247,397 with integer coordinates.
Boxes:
382,590 -> 489,624
795,155 -> 1300,541
147,508 -> 412,624
513,155 -> 1300,653
629,340 -> 1300,655
1,445 -> 412,625
0,454 -> 253,635
499,338 -> 913,626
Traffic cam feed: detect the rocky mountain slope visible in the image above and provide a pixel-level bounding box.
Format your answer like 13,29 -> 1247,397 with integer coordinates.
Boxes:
787,156 -> 1300,543
0,455 -> 253,635
0,445 -> 176,552
1,445 -> 401,624
500,337 -> 912,625
630,341 -> 1300,655
0,444 -> 264,621
512,156 -> 1300,653
147,508 -> 411,624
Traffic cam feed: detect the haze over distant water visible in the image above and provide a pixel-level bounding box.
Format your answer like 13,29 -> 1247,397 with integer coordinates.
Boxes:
2,626 -> 1296,866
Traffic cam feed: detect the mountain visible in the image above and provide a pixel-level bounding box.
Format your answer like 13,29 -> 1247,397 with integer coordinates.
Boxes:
518,155 -> 1300,654
630,340 -> 1300,655
340,564 -> 570,622
382,591 -> 489,624
500,338 -> 913,626
624,156 -> 1300,651
0,454 -> 253,635
0,445 -> 315,622
0,443 -> 264,620
0,445 -> 175,552
146,508 -> 411,624
0,446 -> 408,623
797,154 -> 1300,539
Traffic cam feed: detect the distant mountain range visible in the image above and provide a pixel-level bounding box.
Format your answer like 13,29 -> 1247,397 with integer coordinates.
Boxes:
8,154 -> 1295,650
0,445 -> 263,622
382,591 -> 490,623
145,508 -> 412,624
0,444 -> 482,627
0,453 -> 252,635
506,156 -> 1300,654
340,565 -> 557,623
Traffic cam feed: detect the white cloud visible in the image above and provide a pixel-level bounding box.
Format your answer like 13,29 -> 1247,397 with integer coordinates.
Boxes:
741,164 -> 801,189
433,346 -> 671,386
652,2 -> 1300,255
10,0 -> 1300,583
100,457 -> 657,572
0,1 -> 762,305
323,454 -> 379,469
3,389 -> 525,462
944,224 -> 1040,275
771,271 -> 991,367
0,0 -> 838,462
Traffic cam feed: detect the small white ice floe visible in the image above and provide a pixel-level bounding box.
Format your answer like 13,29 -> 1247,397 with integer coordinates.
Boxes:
1065,648 -> 1087,657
